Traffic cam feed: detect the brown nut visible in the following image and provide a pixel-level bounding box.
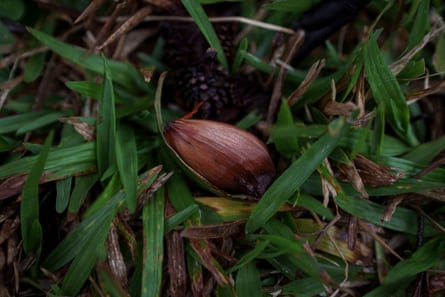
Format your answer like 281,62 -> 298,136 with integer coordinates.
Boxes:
164,119 -> 276,198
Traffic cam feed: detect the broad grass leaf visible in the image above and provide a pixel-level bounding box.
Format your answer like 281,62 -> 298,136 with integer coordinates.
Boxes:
246,117 -> 349,232
0,142 -> 96,180
334,193 -> 439,237
141,188 -> 165,297
55,177 -> 72,213
21,130 -> 53,254
27,27 -> 145,90
96,56 -> 117,176
68,173 -> 100,213
363,236 -> 445,297
236,262 -> 263,297
165,204 -> 199,233
0,111 -> 55,134
116,124 -> 138,213
363,33 -> 418,146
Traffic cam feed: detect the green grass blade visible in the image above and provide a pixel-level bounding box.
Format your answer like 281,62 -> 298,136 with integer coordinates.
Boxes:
116,124 -> 138,213
363,33 -> 418,146
55,177 -> 72,213
141,187 -> 165,297
0,111 -> 51,134
334,193 -> 439,237
96,55 -> 117,176
181,0 -> 228,69
236,262 -> 263,297
20,130 -> 54,254
43,180 -> 122,271
60,195 -> 120,296
246,117 -> 349,232
16,112 -> 69,135
402,135 -> 445,165
363,236 -> 445,297
0,142 -> 96,179
165,204 -> 200,234
68,173 -> 100,213
27,27 -> 145,90
406,0 -> 430,52
228,240 -> 269,273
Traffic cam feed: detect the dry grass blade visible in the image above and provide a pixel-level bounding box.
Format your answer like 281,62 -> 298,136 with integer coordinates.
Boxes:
181,220 -> 245,239
189,238 -> 230,287
166,231 -> 187,297
287,59 -> 325,106
96,5 -> 154,52
106,220 -> 128,288
74,0 -> 107,24
59,117 -> 95,141
267,30 -> 305,123
390,11 -> 445,76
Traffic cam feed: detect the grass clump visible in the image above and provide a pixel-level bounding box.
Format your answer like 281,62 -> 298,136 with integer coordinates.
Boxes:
0,0 -> 445,296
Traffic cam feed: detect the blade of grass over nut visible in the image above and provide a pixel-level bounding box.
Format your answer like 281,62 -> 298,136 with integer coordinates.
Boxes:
154,71 -> 231,198
246,117 -> 350,232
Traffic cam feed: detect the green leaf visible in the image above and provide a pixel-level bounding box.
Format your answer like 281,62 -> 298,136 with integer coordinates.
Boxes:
405,0 -> 430,52
246,117 -> 349,232
165,204 -> 200,234
16,111 -> 69,135
433,32 -> 445,73
402,135 -> 445,164
0,142 -> 96,180
0,111 -> 53,134
21,130 -> 54,254
56,177 -> 72,213
294,193 -> 334,220
0,0 -> 25,21
141,187 -> 165,297
43,179 -> 122,273
116,124 -> 138,213
364,236 -> 445,297
181,0 -> 228,70
60,197 -> 118,296
96,55 -> 117,176
236,262 -> 263,297
363,33 -> 418,146
68,173 -> 100,214
334,193 -> 439,237
270,100 -> 300,157
27,27 -> 145,90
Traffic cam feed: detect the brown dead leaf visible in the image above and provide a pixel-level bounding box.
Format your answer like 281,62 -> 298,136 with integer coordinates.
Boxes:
336,160 -> 368,199
189,238 -> 230,287
287,59 -> 325,106
106,221 -> 128,288
0,215 -> 20,246
180,220 -> 245,239
354,154 -> 403,187
59,117 -> 96,141
97,5 -> 154,52
267,30 -> 305,123
74,0 -> 107,24
166,231 -> 187,297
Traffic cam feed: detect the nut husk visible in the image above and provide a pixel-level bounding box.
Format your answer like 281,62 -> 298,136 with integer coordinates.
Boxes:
164,119 -> 275,198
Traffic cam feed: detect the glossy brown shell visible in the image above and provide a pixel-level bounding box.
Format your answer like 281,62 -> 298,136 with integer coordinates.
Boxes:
164,119 -> 276,198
